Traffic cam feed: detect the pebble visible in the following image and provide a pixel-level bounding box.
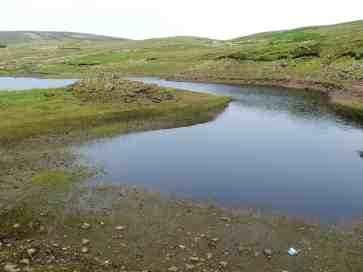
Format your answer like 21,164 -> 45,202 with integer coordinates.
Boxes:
27,248 -> 38,257
185,264 -> 195,270
115,225 -> 126,231
4,264 -> 20,272
81,223 -> 91,230
81,239 -> 90,246
220,217 -> 231,222
178,245 -> 186,249
219,261 -> 228,268
81,247 -> 89,253
263,249 -> 273,258
22,267 -> 34,272
19,259 -> 30,265
207,253 -> 213,259
13,224 -> 21,229
168,266 -> 178,272
189,257 -> 201,263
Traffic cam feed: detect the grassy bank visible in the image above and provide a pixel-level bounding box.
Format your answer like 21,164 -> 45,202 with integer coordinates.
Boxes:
0,77 -> 229,144
331,98 -> 363,122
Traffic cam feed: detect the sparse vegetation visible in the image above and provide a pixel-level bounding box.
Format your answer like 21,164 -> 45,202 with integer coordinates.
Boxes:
65,52 -> 129,66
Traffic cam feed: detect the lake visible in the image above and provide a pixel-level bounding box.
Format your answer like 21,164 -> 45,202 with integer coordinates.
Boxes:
0,77 -> 77,91
2,76 -> 358,223
76,78 -> 363,223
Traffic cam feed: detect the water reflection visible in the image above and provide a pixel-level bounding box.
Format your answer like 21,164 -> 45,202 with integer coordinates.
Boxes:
78,78 -> 363,223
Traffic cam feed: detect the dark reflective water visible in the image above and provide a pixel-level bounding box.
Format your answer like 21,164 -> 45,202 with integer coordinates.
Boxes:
0,77 -> 77,91
78,78 -> 363,223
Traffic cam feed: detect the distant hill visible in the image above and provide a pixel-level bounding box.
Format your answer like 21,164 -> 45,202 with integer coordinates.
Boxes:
219,20 -> 363,62
0,31 -> 126,46
231,20 -> 363,43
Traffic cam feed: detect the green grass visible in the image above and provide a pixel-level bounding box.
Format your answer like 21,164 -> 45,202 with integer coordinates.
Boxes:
0,81 -> 230,143
64,52 -> 129,66
31,170 -> 77,190
331,98 -> 363,121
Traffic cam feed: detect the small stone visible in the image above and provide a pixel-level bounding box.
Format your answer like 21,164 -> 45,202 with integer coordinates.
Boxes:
99,221 -> 105,226
219,261 -> 228,268
207,253 -> 213,259
19,259 -> 30,265
189,257 -> 200,263
115,225 -> 126,231
81,247 -> 89,253
4,264 -> 20,272
27,248 -> 38,257
254,251 -> 260,257
82,239 -> 90,246
22,267 -> 34,272
185,264 -> 195,270
0,241 -> 3,248
263,249 -> 273,258
178,245 -> 186,249
81,223 -> 91,230
168,266 -> 178,272
13,224 -> 21,229
220,217 -> 231,222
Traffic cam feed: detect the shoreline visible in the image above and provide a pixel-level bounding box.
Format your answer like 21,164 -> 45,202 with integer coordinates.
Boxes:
163,75 -> 363,122
5,72 -> 362,122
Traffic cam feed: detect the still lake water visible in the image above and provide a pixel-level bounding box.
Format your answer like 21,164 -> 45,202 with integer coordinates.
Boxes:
1,76 -> 361,222
0,77 -> 77,91
77,78 -> 361,222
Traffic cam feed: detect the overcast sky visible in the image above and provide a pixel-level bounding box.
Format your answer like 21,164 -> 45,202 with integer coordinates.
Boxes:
1,0 -> 362,40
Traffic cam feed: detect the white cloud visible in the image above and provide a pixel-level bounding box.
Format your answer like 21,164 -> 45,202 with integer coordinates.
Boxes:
1,0 -> 362,39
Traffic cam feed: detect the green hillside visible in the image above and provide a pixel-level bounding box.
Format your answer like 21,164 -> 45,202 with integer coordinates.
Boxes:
0,31 -> 125,46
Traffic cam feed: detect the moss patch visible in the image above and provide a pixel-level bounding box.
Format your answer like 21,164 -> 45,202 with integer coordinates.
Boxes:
31,170 -> 74,188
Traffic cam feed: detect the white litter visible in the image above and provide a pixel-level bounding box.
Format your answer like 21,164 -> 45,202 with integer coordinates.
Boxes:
288,247 -> 298,256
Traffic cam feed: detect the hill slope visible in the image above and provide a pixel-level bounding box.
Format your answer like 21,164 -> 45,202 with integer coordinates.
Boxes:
0,31 -> 126,46
227,20 -> 363,62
